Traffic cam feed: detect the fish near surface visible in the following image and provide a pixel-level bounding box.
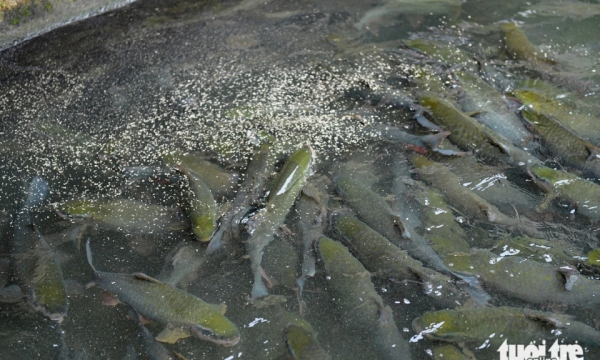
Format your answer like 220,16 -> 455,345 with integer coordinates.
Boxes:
520,108 -> 600,170
60,199 -> 190,234
335,176 -> 450,275
245,145 -> 313,298
285,323 -> 331,360
178,165 -> 217,241
12,176 -> 68,323
446,248 -> 600,308
529,163 -> 600,221
411,155 -> 542,238
500,22 -> 556,65
331,212 -> 468,307
412,306 -> 600,350
85,240 -> 240,346
317,236 -> 412,360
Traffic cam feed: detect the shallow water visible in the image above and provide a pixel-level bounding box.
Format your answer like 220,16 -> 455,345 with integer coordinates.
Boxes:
1,0 -> 600,359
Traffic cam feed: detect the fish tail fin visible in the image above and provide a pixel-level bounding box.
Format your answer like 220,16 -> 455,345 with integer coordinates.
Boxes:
24,175 -> 49,209
85,238 -> 98,274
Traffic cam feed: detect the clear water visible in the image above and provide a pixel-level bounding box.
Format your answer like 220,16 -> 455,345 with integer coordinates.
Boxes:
1,0 -> 600,358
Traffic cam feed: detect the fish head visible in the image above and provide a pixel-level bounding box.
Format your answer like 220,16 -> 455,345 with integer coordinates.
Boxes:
330,211 -> 360,238
189,316 -> 241,346
284,323 -> 316,357
528,164 -> 563,190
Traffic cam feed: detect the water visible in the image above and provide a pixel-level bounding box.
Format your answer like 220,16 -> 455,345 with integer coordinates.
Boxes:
1,0 -> 600,358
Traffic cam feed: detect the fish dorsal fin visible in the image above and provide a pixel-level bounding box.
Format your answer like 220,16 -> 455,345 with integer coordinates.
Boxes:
524,312 -> 567,329
556,265 -> 580,291
133,272 -> 164,284
155,326 -> 191,344
390,214 -> 411,238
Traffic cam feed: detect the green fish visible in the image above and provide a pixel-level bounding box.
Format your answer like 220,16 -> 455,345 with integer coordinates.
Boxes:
86,240 -> 240,346
317,236 -> 411,359
336,176 -> 450,274
446,248 -> 600,308
411,155 -> 541,238
529,163 -> 600,220
500,22 -> 556,65
12,176 -> 68,323
178,166 -> 217,241
285,323 -> 331,360
60,199 -> 190,234
520,108 -> 600,168
162,151 -> 239,198
412,306 -> 600,349
207,139 -> 278,254
246,145 -> 313,298
331,213 -> 470,307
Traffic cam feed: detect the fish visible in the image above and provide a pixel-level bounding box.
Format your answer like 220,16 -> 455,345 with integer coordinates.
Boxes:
411,154 -> 542,238
511,88 -> 600,145
520,108 -> 600,169
355,0 -> 462,30
404,39 -> 478,71
317,236 -> 412,359
245,145 -> 313,298
335,175 -> 452,275
455,71 -> 531,146
528,163 -> 600,220
85,239 -> 240,346
11,176 -> 68,322
157,242 -> 206,288
178,166 -> 217,241
295,178 -> 329,298
413,306 -> 600,349
285,323 -> 331,360
128,309 -> 176,360
331,212 -> 469,307
446,248 -> 600,308
493,235 -> 584,267
206,140 -> 278,255
500,22 -> 556,65
60,199 -> 190,234
162,151 -> 239,199
365,123 -> 454,155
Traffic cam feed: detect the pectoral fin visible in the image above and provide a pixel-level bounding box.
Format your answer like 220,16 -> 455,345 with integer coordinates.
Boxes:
210,302 -> 227,315
133,272 -> 164,284
156,327 -> 191,344
556,265 -> 580,291
485,132 -> 511,155
524,312 -> 567,328
391,214 -> 411,238
585,143 -> 600,161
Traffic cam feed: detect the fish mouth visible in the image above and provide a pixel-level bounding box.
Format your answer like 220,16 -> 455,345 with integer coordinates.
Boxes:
189,324 -> 241,346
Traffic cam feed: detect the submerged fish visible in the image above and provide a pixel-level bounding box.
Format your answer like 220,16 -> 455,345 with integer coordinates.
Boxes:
446,248 -> 600,308
12,176 -> 68,322
520,108 -> 600,169
331,213 -> 468,307
411,155 -> 541,238
500,22 -> 556,65
365,123 -> 453,155
413,306 -> 600,349
246,145 -> 313,298
528,163 -> 600,220
86,240 -> 240,346
318,236 -> 411,359
207,140 -> 278,255
60,199 -> 190,234
178,166 -> 217,241
336,176 -> 450,274
128,309 -> 175,360
285,323 -> 331,360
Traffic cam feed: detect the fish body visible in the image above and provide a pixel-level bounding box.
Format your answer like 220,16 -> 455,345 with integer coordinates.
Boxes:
285,324 -> 331,360
447,248 -> 600,308
86,241 -> 240,346
366,123 -> 451,154
246,145 -> 313,298
179,166 -> 217,241
317,236 -> 411,359
332,213 -> 467,307
207,140 -> 277,254
336,176 -> 450,274
411,155 -> 541,237
520,108 -> 599,168
60,199 -> 189,234
529,163 -> 600,220
456,72 -> 530,146
11,176 -> 68,323
413,306 -> 600,349
129,310 -> 175,360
